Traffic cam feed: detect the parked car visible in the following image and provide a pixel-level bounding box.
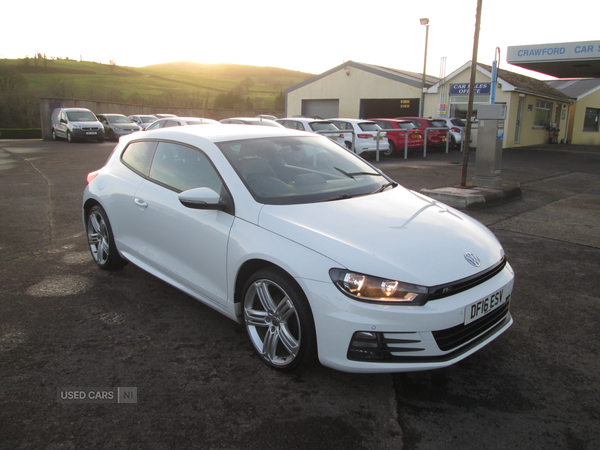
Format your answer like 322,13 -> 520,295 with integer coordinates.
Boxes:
97,114 -> 142,141
144,117 -> 219,131
51,107 -> 105,143
395,117 -> 448,148
368,118 -> 425,156
328,118 -> 389,155
128,115 -> 158,130
430,117 -> 466,148
276,117 -> 345,146
83,124 -> 514,373
220,117 -> 284,127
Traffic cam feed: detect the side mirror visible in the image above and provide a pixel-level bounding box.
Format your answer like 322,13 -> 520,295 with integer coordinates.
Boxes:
178,187 -> 228,211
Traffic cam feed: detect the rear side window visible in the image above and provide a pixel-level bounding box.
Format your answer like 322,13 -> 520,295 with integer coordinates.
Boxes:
358,122 -> 381,132
373,121 -> 394,130
121,141 -> 158,176
309,121 -> 338,132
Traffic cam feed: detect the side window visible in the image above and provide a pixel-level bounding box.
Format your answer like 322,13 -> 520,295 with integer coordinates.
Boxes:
146,121 -> 162,130
163,120 -> 178,128
121,141 -> 158,176
149,142 -> 223,193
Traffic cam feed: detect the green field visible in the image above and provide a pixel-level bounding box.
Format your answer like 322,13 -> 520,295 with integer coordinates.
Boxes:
0,58 -> 314,127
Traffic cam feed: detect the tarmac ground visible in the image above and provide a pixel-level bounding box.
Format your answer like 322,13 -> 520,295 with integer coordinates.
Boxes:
1,139 -> 599,450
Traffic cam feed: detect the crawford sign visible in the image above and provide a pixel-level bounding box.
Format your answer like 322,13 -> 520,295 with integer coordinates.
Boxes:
449,83 -> 491,95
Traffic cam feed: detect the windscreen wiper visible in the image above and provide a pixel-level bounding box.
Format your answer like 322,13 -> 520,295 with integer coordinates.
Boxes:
335,167 -> 380,180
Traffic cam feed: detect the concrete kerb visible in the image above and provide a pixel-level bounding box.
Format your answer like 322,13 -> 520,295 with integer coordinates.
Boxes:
420,183 -> 522,210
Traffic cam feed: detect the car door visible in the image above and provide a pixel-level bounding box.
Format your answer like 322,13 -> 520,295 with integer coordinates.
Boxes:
57,111 -> 68,138
131,141 -> 234,306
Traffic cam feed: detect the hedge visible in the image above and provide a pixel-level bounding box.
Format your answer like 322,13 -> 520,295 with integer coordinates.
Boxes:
0,129 -> 43,139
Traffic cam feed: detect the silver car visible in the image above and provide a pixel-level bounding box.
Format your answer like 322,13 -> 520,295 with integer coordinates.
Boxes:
128,115 -> 158,130
431,118 -> 466,148
97,114 -> 142,141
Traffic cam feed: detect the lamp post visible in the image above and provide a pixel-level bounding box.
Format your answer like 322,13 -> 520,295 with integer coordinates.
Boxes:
420,18 -> 430,117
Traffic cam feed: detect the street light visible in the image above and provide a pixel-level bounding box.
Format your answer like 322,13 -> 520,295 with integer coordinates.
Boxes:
420,18 -> 430,117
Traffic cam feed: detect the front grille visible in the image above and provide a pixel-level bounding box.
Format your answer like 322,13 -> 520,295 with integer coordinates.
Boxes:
432,299 -> 511,351
427,257 -> 507,301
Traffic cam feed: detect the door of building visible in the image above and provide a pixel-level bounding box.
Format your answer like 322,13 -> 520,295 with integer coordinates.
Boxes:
515,97 -> 524,144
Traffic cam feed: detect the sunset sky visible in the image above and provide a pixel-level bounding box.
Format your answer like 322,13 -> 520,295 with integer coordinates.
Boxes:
3,0 -> 597,80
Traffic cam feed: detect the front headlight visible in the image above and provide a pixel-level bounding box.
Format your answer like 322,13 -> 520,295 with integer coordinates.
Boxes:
330,268 -> 429,305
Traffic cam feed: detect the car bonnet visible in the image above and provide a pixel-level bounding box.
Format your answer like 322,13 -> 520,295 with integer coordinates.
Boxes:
256,187 -> 504,287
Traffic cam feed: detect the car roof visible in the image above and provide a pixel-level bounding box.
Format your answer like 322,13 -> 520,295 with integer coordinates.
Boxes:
330,118 -> 376,123
123,123 -> 310,144
368,118 -> 412,123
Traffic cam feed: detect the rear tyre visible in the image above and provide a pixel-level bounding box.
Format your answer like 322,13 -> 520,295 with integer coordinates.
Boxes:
86,205 -> 128,270
242,267 -> 317,371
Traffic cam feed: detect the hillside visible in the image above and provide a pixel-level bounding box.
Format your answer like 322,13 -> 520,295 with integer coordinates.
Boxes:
0,58 -> 314,127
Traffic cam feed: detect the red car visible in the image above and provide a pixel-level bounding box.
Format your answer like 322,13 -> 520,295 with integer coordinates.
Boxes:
368,118 -> 424,156
394,117 -> 448,148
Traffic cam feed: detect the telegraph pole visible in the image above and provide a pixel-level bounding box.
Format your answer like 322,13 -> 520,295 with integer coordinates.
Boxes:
460,0 -> 483,187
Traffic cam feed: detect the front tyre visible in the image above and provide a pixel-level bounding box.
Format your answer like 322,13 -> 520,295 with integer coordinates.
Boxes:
243,268 -> 317,371
86,205 -> 128,270
67,131 -> 74,143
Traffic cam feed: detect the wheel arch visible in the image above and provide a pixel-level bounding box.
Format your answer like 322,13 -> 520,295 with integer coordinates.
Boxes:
82,198 -> 102,229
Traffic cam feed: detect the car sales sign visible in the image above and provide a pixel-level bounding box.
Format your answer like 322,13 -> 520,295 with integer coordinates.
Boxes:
449,83 -> 491,95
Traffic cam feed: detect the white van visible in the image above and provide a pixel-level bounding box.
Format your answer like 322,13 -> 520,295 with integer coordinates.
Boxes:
51,108 -> 105,143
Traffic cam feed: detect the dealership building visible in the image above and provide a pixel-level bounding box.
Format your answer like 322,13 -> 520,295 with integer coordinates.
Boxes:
284,40 -> 600,148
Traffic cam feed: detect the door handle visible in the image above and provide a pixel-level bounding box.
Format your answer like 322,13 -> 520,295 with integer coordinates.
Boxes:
134,198 -> 148,209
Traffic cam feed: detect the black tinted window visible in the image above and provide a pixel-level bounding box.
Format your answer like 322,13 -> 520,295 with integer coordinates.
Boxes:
121,141 -> 158,176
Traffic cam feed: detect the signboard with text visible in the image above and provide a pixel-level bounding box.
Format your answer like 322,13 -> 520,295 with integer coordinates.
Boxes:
449,83 -> 491,95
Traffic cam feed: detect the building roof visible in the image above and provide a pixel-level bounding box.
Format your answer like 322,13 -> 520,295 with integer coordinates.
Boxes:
285,60 -> 439,94
478,63 -> 574,102
429,61 -> 574,103
544,78 -> 600,100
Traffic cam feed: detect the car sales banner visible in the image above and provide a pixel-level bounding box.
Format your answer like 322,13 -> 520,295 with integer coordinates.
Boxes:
449,83 -> 491,95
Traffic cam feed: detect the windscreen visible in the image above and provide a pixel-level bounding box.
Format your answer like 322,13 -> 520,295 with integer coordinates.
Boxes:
217,135 -> 393,205
67,111 -> 97,122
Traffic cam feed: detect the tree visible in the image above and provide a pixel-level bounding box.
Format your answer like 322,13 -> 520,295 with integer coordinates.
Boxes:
273,91 -> 285,110
0,65 -> 28,92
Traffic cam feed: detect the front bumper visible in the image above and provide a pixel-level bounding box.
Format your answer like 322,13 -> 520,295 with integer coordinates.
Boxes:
301,262 -> 514,373
72,128 -> 105,140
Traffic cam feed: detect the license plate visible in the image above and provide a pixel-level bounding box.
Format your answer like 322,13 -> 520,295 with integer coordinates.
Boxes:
442,137 -> 446,141
464,288 -> 506,325
376,136 -> 384,140
86,132 -> 97,135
